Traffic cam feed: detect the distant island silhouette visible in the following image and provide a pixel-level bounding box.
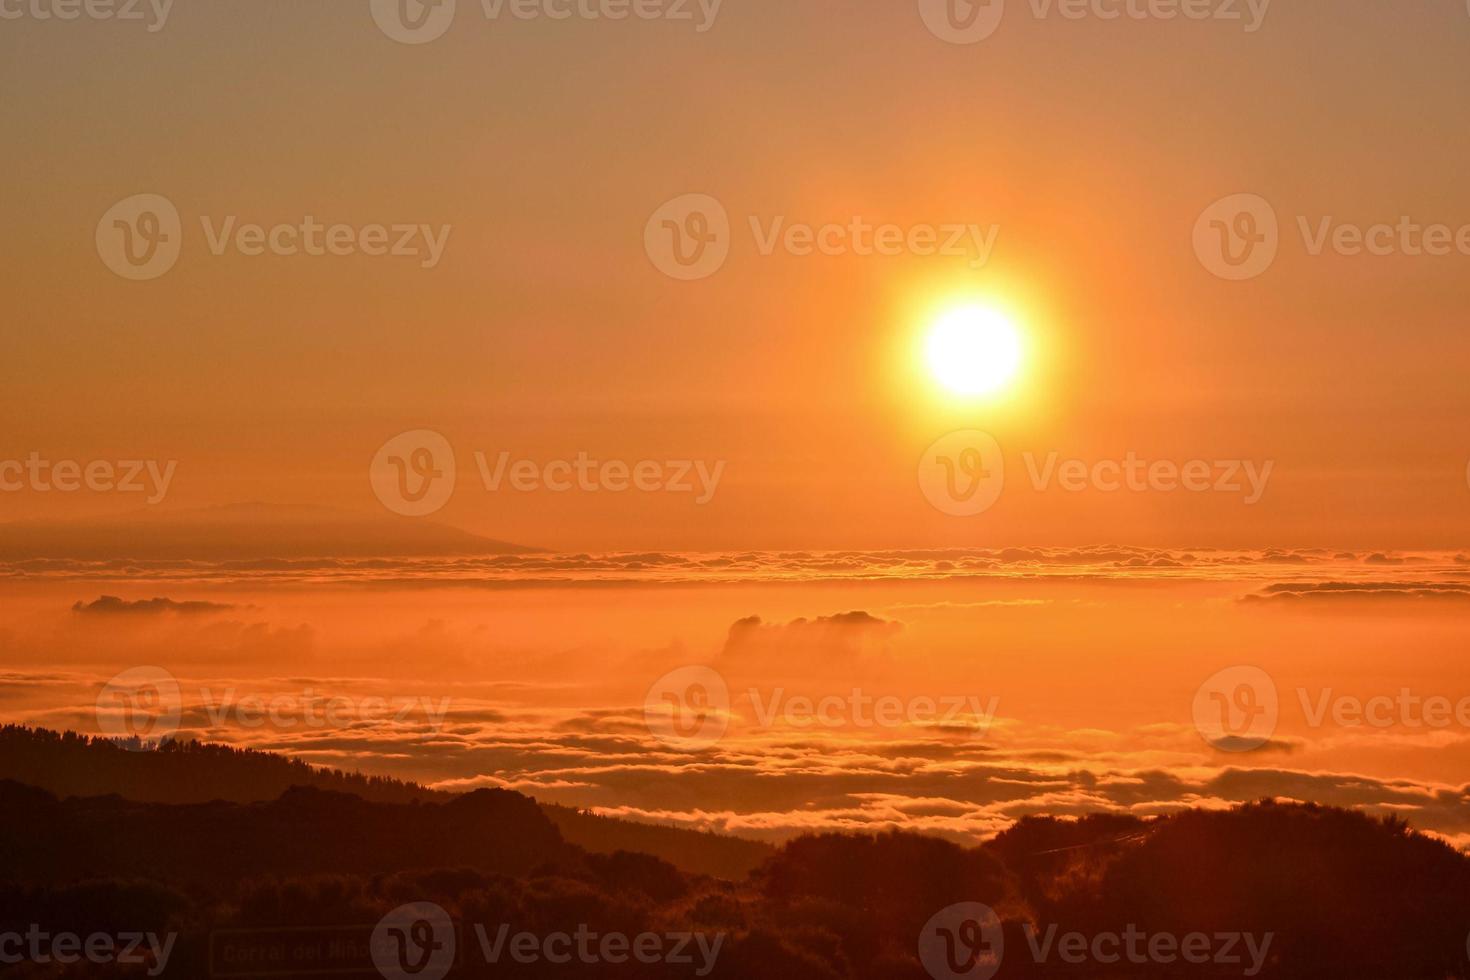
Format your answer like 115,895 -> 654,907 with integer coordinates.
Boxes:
0,503 -> 537,560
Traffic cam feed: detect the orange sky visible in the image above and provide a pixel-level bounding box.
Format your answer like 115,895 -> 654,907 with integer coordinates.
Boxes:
4,3 -> 1470,551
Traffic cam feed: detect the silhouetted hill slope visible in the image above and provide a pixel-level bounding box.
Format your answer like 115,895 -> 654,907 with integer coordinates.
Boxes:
0,779 -> 1466,977
1091,802 -> 1470,979
0,781 -> 573,886
543,802 -> 773,882
0,726 -> 773,879
0,725 -> 443,804
743,803 -> 1470,979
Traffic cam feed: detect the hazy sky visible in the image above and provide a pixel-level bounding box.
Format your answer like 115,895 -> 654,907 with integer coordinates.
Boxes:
5,1 -> 1470,550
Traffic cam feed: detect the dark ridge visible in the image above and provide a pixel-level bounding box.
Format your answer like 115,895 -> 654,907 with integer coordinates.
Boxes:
0,725 -> 773,879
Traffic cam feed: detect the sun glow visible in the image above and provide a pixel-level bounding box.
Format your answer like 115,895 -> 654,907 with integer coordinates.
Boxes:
923,305 -> 1024,397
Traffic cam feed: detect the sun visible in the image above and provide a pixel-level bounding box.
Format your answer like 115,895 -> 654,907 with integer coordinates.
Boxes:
923,305 -> 1024,397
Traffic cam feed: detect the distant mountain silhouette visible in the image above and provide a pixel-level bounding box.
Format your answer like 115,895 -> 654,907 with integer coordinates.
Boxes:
0,502 -> 537,559
0,726 -> 771,879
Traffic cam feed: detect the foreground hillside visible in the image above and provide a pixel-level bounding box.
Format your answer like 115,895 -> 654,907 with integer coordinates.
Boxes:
1,762 -> 1468,975
0,726 -> 771,879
